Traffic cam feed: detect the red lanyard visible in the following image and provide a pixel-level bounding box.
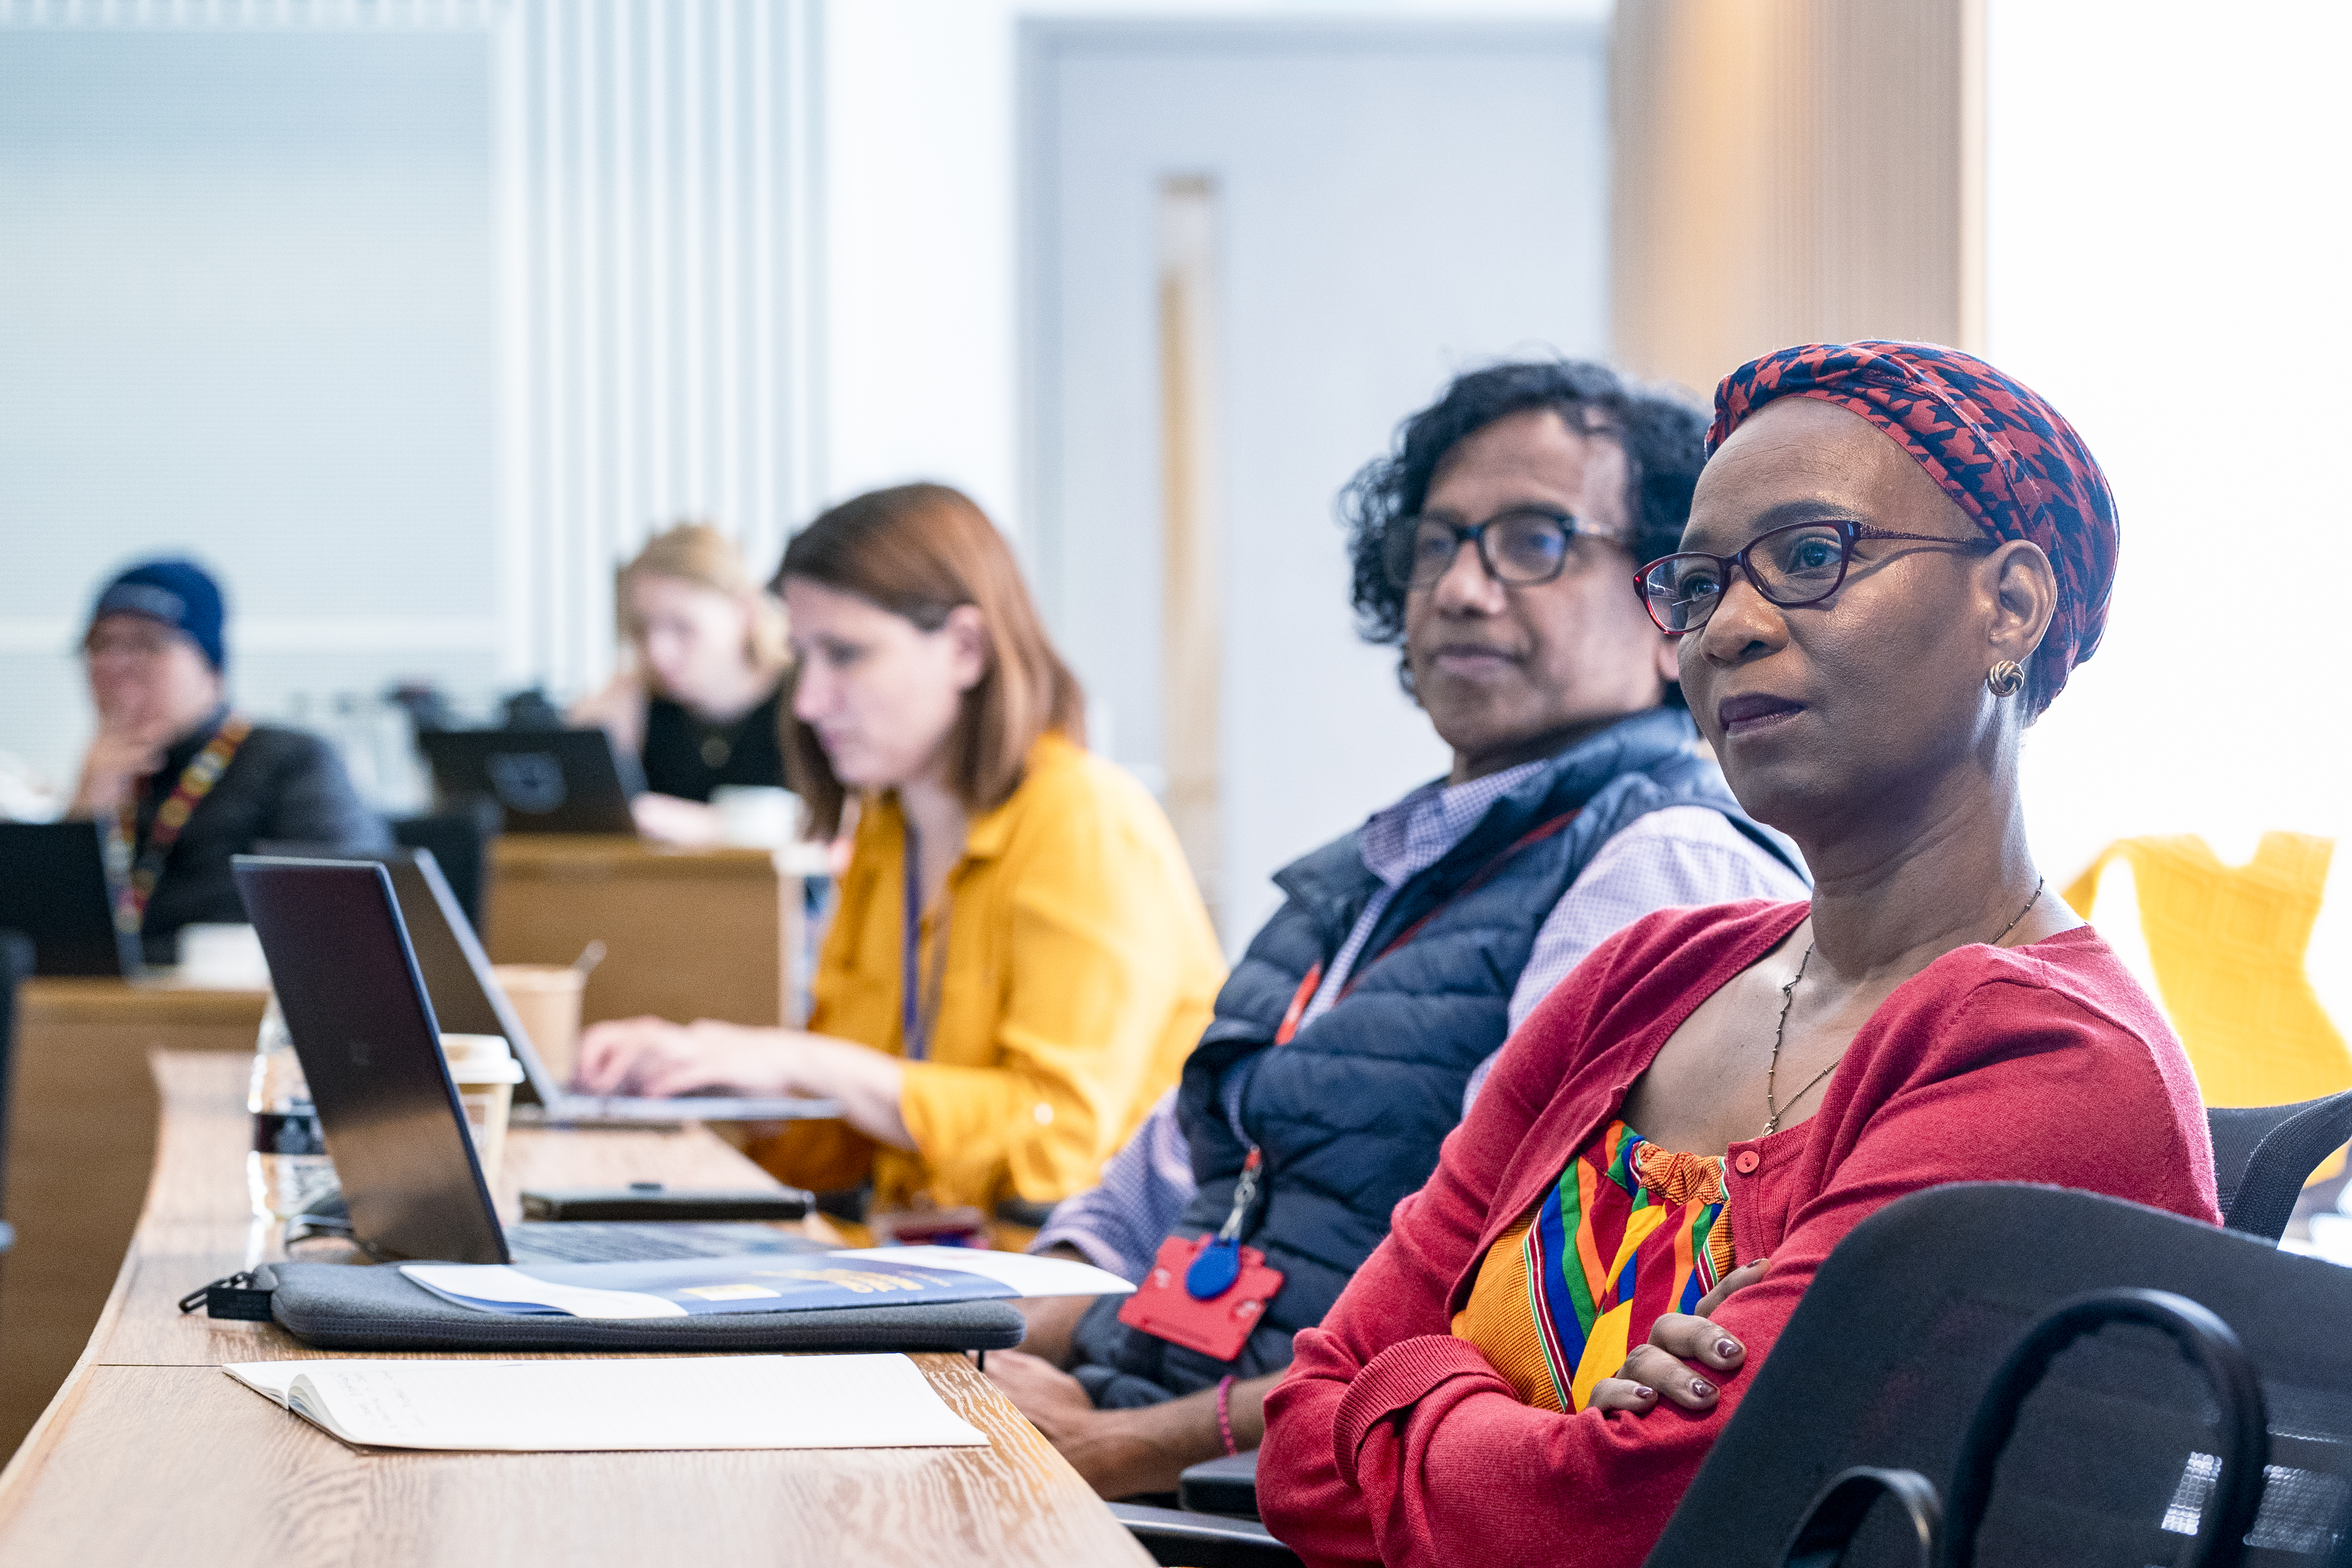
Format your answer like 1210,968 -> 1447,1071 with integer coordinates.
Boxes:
1272,807 -> 1581,1046
107,714 -> 252,936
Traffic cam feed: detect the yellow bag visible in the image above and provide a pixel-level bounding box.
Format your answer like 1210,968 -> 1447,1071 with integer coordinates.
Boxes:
2064,833 -> 2349,1181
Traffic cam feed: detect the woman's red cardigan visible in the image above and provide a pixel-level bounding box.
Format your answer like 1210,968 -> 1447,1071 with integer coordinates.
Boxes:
1257,900 -> 2218,1568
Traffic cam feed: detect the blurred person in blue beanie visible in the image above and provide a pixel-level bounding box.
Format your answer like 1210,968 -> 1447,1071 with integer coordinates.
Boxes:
68,558 -> 389,963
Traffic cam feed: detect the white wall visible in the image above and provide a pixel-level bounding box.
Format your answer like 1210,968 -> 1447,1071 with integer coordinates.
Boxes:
0,0 -> 824,807
0,19 -> 502,802
816,0 -> 1612,542
1987,0 -> 2351,1017
818,0 -> 1023,528
1986,0 -> 2352,877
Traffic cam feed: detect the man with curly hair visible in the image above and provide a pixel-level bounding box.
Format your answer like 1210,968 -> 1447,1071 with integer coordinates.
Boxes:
986,360 -> 1808,1497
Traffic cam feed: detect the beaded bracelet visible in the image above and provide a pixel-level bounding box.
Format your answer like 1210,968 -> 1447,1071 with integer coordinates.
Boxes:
1215,1375 -> 1239,1456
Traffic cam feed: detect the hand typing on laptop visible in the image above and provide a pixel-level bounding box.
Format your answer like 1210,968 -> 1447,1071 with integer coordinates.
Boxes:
577,1017 -> 913,1150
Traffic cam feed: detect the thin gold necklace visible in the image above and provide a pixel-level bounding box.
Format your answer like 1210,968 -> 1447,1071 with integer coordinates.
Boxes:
1762,876 -> 2046,1136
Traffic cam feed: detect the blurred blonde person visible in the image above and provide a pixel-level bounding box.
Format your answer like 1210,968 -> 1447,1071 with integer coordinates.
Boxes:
577,484 -> 1226,1213
571,523 -> 791,845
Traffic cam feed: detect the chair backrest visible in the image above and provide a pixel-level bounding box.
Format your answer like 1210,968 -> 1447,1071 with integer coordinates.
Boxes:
390,803 -> 498,931
1180,1450 -> 1263,1518
0,929 -> 33,1254
2210,1090 -> 2352,1240
1109,1502 -> 1298,1568
1646,1183 -> 2352,1568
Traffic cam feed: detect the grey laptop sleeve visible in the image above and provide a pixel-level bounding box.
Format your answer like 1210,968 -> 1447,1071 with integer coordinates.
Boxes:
239,1262 -> 1028,1353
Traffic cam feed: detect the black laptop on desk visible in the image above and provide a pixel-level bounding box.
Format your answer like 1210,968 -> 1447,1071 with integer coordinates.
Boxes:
231,856 -> 831,1266
418,728 -> 642,834
0,821 -> 143,976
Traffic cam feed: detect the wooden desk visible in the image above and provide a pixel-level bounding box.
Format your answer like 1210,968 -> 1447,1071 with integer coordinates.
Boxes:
0,980 -> 269,1459
0,1054 -> 1146,1567
485,837 -> 805,1028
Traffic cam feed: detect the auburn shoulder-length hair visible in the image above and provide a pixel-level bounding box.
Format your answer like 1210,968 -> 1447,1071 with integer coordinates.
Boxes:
774,484 -> 1084,838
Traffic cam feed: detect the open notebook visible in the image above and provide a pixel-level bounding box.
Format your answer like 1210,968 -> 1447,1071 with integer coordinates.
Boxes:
223,1354 -> 988,1452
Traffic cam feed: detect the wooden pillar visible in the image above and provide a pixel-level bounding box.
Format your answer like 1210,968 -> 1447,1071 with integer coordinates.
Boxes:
1158,175 -> 1223,922
1612,0 -> 1985,397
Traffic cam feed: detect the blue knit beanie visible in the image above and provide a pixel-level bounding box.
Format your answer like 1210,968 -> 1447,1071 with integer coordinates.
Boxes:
89,558 -> 227,671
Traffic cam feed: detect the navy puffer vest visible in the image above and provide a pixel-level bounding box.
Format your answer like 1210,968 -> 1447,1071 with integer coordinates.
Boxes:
1071,707 -> 1801,1408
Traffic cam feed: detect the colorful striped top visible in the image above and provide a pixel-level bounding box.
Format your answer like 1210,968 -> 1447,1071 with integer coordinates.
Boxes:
1450,1120 -> 1734,1413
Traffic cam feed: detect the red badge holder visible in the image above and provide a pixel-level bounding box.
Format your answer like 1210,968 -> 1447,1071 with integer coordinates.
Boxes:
1116,1147 -> 1284,1362
1117,1234 -> 1285,1361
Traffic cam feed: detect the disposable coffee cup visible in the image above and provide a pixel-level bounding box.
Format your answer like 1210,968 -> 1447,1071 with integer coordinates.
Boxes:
712,784 -> 798,848
439,1033 -> 524,1184
175,923 -> 271,990
492,964 -> 586,1085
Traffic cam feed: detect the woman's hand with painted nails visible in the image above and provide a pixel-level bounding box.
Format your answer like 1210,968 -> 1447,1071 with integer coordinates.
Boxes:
1584,1258 -> 1770,1415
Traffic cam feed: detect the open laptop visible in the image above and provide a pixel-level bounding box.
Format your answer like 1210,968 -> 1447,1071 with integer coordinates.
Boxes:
418,728 -> 642,834
232,855 -> 831,1265
254,843 -> 839,1127
0,821 -> 143,976
390,846 -> 839,1126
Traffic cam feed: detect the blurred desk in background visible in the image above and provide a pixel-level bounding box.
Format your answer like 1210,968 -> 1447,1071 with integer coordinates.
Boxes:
0,980 -> 267,1460
484,837 -> 805,1031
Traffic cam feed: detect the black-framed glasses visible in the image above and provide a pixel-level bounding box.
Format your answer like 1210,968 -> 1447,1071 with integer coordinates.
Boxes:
1383,507 -> 1626,592
1634,519 -> 1995,635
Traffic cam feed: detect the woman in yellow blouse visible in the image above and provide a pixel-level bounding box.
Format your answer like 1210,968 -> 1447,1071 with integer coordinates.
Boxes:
575,483 -> 1225,1212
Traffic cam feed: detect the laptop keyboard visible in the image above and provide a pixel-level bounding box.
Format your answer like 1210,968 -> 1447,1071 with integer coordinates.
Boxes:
506,1221 -> 829,1265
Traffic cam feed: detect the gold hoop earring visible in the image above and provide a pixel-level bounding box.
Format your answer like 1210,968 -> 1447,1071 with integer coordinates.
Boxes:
1986,660 -> 2026,698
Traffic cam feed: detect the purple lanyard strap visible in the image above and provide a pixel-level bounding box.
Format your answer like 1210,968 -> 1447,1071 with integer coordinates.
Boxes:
901,822 -> 950,1062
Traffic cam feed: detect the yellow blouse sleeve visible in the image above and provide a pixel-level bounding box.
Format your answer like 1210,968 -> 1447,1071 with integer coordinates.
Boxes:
895,770 -> 1219,1204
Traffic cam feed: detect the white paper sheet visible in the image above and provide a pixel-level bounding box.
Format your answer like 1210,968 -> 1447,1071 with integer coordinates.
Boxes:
401,1263 -> 692,1319
222,1354 -> 988,1452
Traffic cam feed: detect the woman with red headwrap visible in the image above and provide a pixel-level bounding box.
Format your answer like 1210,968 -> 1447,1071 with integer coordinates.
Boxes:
1256,343 -> 2216,1568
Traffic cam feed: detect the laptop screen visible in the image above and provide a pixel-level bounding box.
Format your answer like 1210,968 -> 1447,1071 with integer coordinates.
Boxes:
232,856 -> 508,1264
0,820 -> 140,976
418,728 -> 641,834
246,843 -> 568,1110
376,851 -> 568,1110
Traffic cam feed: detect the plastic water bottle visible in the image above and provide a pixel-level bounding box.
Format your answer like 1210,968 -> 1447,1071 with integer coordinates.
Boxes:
247,996 -> 336,1220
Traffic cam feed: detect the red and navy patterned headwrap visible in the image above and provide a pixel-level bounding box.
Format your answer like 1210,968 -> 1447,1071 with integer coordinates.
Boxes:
1707,340 -> 2119,711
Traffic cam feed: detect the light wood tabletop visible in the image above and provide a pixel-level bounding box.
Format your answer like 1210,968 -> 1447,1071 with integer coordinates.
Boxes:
0,1053 -> 1149,1567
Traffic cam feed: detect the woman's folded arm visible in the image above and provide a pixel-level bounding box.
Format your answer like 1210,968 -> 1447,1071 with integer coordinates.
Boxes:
1261,968 -> 2217,1568
1258,950 -> 1598,1568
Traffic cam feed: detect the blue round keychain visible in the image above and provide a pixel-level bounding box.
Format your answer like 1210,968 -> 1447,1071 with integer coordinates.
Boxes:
1186,1146 -> 1262,1300
1186,1236 -> 1242,1300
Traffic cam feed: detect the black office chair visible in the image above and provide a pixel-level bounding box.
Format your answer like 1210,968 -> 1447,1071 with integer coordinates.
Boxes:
0,928 -> 33,1258
2208,1088 -> 2352,1241
1109,1086 -> 2352,1565
1127,1093 -> 2352,1561
1111,1450 -> 1291,1565
1109,1499 -> 1295,1568
1648,1181 -> 2352,1568
1176,1450 -> 1264,1517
